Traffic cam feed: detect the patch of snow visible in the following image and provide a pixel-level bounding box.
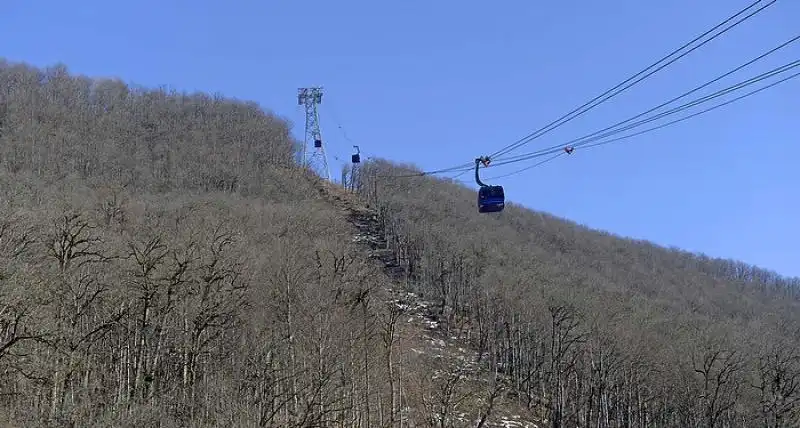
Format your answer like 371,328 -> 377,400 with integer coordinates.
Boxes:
423,319 -> 439,329
428,338 -> 446,348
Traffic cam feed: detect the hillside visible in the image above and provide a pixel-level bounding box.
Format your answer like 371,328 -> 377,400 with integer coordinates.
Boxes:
0,59 -> 536,428
1,59 -> 799,427
356,160 -> 800,426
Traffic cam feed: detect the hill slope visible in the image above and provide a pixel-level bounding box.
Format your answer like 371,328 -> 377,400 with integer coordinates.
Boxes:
1,59 -> 799,427
0,59 -> 536,427
353,159 -> 800,427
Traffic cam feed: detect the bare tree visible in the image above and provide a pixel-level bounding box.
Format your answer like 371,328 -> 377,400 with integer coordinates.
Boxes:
755,342 -> 800,427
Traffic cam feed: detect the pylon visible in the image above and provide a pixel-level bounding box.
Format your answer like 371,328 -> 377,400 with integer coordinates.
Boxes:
297,87 -> 331,181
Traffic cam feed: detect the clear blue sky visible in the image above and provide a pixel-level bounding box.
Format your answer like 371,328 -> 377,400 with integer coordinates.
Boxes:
2,0 -> 798,277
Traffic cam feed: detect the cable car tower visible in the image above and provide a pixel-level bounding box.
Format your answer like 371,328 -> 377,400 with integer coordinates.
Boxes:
298,87 -> 331,181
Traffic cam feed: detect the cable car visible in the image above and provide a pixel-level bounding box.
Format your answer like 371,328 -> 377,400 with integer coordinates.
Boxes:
351,145 -> 360,163
474,156 -> 505,213
314,138 -> 322,148
478,185 -> 505,213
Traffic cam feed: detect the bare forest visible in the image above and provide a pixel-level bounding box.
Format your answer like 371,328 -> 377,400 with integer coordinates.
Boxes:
1,59 -> 799,427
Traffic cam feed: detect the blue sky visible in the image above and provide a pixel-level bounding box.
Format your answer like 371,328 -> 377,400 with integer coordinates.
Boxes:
2,0 -> 798,277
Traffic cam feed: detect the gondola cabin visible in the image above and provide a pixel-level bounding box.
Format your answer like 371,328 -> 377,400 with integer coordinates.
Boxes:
314,139 -> 322,148
351,153 -> 360,163
478,185 -> 505,213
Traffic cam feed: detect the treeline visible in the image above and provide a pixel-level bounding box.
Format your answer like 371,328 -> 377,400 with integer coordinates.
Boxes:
0,59 -> 415,427
0,59 -> 317,198
356,159 -> 800,427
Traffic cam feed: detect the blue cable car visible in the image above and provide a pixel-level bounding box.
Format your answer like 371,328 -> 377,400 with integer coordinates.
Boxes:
478,185 -> 505,213
474,156 -> 505,213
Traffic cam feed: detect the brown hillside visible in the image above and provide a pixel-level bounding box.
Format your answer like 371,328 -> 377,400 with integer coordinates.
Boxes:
0,59 -> 535,427
2,58 -> 800,427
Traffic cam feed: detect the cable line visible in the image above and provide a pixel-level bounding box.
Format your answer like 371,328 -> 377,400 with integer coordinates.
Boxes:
388,0 -> 777,178
575,69 -> 799,152
493,33 -> 800,164
438,60 -> 799,184
492,68 -> 800,181
487,0 -> 776,161
490,58 -> 800,168
486,60 -> 799,174
413,56 -> 798,179
484,152 -> 566,181
370,59 -> 798,213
